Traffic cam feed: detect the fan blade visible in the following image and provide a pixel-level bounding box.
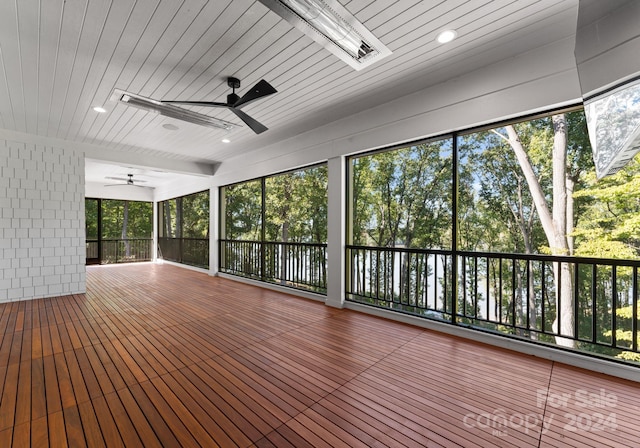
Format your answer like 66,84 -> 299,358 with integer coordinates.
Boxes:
229,108 -> 268,134
162,100 -> 229,108
105,176 -> 147,183
233,79 -> 277,109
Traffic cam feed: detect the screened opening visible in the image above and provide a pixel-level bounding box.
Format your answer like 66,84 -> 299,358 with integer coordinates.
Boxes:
219,164 -> 328,293
85,198 -> 153,264
158,190 -> 210,269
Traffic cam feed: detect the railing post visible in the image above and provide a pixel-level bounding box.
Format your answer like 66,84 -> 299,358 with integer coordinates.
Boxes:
261,178 -> 266,281
633,267 -> 638,352
451,134 -> 459,324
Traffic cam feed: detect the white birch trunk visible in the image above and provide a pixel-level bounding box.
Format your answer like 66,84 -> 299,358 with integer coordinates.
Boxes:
505,116 -> 574,347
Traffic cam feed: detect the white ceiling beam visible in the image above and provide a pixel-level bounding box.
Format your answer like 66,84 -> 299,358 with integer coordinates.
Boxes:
0,128 -> 218,177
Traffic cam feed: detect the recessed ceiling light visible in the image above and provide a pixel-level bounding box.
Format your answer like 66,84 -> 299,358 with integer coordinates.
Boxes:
221,138 -> 231,143
436,29 -> 457,44
162,123 -> 179,131
93,106 -> 107,113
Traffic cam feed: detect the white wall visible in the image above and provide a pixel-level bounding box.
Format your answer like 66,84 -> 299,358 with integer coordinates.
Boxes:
575,0 -> 640,96
0,137 -> 85,302
85,181 -> 154,202
153,176 -> 214,203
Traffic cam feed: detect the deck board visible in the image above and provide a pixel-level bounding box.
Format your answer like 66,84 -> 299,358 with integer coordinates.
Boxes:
0,263 -> 638,446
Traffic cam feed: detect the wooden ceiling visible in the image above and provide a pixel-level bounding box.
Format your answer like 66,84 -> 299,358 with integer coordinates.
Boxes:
0,0 -> 579,184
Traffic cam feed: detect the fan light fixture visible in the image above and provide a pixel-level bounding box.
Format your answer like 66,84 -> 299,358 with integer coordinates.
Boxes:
259,0 -> 391,70
110,89 -> 236,131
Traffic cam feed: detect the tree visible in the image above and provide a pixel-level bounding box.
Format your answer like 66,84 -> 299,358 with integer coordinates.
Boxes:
459,131 -> 545,331
223,180 -> 262,240
350,140 -> 452,309
121,200 -> 130,257
573,154 -> 640,361
493,115 -> 575,346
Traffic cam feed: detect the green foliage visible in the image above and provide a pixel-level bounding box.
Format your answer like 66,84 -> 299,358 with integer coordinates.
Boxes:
222,165 -> 328,243
85,199 -> 152,239
223,180 -> 262,240
85,199 -> 98,239
182,191 -> 210,238
573,158 -> 640,258
159,191 -> 209,239
458,129 -> 546,253
351,141 -> 452,249
265,165 -> 328,243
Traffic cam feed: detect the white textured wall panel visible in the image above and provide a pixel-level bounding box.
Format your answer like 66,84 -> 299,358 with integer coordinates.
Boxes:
0,138 -> 85,302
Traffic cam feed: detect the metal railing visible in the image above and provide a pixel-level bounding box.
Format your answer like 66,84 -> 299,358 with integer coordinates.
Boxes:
86,238 -> 152,264
346,245 -> 640,362
158,237 -> 209,269
219,239 -> 327,293
86,240 -> 99,260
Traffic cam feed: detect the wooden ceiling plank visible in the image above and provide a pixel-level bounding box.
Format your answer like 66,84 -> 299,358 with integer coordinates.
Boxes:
0,1 -> 25,132
65,0 -> 163,142
16,0 -> 41,134
267,0 -> 568,130
52,0 -> 112,139
126,0 -> 226,98
146,1 -> 256,102
37,0 -> 65,136
82,0 -> 191,144
172,14 -> 285,106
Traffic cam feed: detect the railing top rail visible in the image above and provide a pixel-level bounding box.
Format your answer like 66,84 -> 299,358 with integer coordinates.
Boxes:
100,238 -> 153,241
346,244 -> 640,267
159,237 -> 209,241
456,249 -> 640,267
221,239 -> 327,248
347,244 -> 451,256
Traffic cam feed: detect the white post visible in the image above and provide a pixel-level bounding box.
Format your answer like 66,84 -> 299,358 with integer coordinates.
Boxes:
152,199 -> 158,263
209,187 -> 219,276
325,156 -> 345,308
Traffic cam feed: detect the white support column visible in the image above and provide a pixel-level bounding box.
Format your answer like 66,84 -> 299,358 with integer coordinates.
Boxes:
152,200 -> 158,262
326,156 -> 346,308
209,187 -> 219,276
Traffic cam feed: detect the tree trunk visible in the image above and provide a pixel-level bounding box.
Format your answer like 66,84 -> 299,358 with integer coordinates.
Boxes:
163,201 -> 172,236
505,116 -> 574,347
280,221 -> 289,285
552,116 -> 575,345
176,198 -> 183,239
122,201 -> 130,258
566,176 -> 576,255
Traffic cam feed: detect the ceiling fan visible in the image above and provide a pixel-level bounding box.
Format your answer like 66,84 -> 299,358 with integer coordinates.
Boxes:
163,77 -> 277,134
105,174 -> 154,189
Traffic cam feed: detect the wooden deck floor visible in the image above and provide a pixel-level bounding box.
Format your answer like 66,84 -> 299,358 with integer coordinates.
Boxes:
0,263 -> 638,447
